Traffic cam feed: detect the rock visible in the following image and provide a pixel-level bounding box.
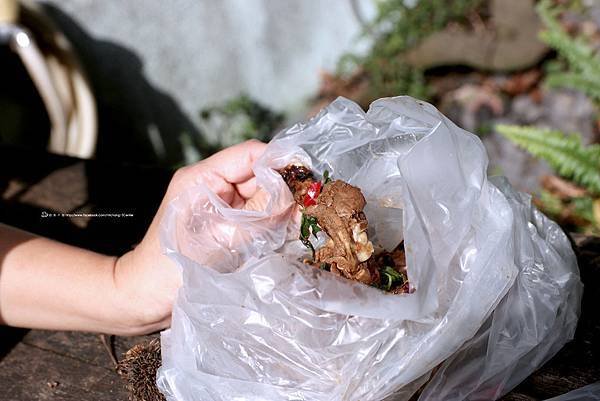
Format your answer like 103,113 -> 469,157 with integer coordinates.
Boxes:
483,126 -> 552,192
440,84 -> 598,193
406,0 -> 549,72
541,91 -> 598,144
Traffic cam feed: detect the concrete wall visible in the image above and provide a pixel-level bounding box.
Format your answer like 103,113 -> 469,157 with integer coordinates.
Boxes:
41,0 -> 375,165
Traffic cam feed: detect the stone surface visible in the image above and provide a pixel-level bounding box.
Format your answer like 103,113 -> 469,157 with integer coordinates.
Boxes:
441,86 -> 598,193
406,0 -> 548,72
484,89 -> 598,192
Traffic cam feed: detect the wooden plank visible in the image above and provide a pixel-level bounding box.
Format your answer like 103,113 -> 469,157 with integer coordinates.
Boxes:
22,331 -> 116,370
21,330 -> 159,371
0,342 -> 128,401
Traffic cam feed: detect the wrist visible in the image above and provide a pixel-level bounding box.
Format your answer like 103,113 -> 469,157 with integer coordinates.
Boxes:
109,250 -> 176,336
102,254 -> 152,336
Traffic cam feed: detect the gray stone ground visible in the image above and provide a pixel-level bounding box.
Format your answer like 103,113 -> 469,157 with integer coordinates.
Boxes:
485,90 -> 598,192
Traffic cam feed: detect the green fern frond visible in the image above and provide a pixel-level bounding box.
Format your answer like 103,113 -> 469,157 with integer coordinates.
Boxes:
536,0 -> 600,101
497,124 -> 600,194
545,71 -> 600,101
539,29 -> 600,78
537,0 -> 598,74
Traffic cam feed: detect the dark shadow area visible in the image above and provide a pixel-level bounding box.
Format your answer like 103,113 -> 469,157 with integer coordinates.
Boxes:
0,44 -> 50,150
81,157 -> 174,255
0,327 -> 29,361
0,143 -> 173,255
40,4 -> 216,167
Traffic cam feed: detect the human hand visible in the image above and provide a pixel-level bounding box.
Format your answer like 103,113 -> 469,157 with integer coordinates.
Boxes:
114,140 -> 267,335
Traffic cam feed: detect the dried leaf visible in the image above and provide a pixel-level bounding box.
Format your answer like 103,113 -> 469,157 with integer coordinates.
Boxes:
541,174 -> 588,199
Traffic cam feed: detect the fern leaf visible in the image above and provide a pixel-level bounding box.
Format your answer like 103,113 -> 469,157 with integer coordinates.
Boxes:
497,125 -> 600,194
536,0 -> 600,99
545,71 -> 600,102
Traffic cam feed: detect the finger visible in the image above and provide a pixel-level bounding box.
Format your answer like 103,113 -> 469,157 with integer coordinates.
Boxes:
235,177 -> 257,200
229,191 -> 246,209
204,140 -> 266,184
242,188 -> 270,211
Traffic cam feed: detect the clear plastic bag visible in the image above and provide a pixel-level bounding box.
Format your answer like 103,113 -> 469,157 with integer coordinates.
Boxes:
545,382 -> 600,401
156,96 -> 583,401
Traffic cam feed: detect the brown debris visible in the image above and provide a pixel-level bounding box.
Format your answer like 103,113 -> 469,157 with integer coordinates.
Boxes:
500,69 -> 542,96
116,339 -> 165,401
541,175 -> 588,200
278,164 -> 319,207
371,245 -> 410,294
311,69 -> 370,115
279,164 -> 314,191
535,174 -> 597,234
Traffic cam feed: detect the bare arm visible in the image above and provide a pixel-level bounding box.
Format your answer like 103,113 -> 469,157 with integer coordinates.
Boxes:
0,224 -> 143,334
0,140 -> 266,335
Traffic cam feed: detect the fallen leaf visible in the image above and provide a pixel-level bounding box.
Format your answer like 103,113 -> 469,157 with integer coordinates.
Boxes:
541,175 -> 587,199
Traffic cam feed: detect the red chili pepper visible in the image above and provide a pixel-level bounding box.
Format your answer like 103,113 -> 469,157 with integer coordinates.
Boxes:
303,181 -> 322,207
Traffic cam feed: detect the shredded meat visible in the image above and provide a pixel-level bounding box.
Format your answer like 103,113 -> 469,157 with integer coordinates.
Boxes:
279,165 -> 314,205
279,164 -> 374,283
279,164 -> 409,293
305,180 -> 374,283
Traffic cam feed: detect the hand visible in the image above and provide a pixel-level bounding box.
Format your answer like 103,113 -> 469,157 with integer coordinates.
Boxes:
114,140 -> 267,334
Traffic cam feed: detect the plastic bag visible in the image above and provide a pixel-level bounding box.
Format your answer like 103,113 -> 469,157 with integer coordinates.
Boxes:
545,382 -> 600,401
156,96 -> 582,401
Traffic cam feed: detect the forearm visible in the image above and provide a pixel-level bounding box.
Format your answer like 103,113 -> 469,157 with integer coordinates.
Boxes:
0,223 -> 151,335
0,141 -> 264,335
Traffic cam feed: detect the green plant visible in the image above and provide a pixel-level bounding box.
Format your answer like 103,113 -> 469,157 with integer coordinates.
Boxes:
497,125 -> 600,194
367,0 -> 484,58
537,0 -> 600,102
497,125 -> 600,232
338,0 -> 484,101
199,94 -> 284,149
496,1 -> 600,233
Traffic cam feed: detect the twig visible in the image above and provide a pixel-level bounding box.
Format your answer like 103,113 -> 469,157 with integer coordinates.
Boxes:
99,334 -> 118,368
